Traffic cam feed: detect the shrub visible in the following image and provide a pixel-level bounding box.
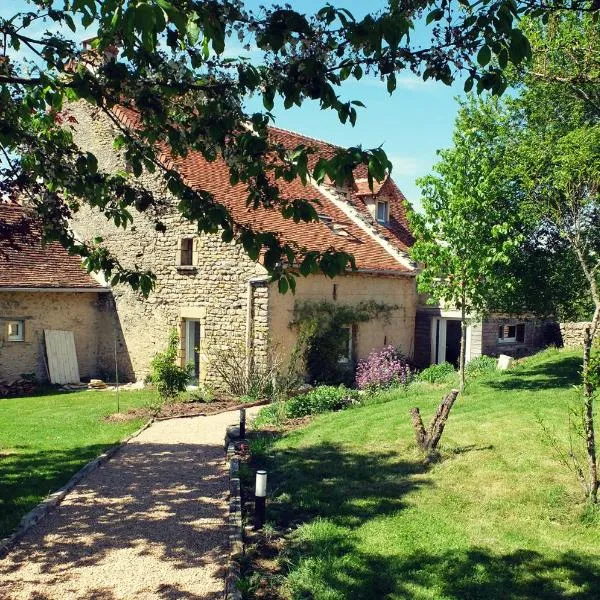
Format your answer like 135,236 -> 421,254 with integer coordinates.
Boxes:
284,385 -> 360,419
416,362 -> 455,384
355,345 -> 411,390
150,329 -> 191,403
465,355 -> 497,378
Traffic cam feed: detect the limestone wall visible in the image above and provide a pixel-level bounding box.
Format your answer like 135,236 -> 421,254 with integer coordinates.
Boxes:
68,102 -> 268,387
0,291 -> 109,382
559,322 -> 591,348
268,273 -> 418,368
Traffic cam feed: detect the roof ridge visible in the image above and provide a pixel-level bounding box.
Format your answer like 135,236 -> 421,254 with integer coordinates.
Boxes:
310,180 -> 416,273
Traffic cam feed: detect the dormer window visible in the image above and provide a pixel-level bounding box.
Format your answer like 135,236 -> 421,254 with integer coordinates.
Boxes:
376,200 -> 389,224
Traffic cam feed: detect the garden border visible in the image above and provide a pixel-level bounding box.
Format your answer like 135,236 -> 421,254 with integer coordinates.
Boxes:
225,442 -> 243,600
0,418 -> 154,558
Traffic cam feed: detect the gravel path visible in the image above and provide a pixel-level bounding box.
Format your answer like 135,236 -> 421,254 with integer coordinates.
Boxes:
1,407 -> 261,600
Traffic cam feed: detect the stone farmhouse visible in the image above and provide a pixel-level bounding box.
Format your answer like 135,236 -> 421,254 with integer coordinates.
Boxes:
66,102 -> 419,389
0,103 -> 549,390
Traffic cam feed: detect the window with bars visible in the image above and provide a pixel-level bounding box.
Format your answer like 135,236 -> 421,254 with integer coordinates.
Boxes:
7,320 -> 25,342
498,323 -> 525,343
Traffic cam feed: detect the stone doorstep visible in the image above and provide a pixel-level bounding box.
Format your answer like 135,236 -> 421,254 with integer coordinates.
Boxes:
225,443 -> 244,600
0,418 -> 155,559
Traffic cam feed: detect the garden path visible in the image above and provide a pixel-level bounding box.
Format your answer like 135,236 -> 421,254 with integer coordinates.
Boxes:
0,406 -> 261,600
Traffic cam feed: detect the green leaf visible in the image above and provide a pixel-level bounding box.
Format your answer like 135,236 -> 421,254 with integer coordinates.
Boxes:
477,45 -> 492,67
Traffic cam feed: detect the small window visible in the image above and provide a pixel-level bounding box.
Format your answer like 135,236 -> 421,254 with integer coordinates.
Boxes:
179,238 -> 194,266
338,326 -> 353,363
7,320 -> 24,342
498,323 -> 525,344
376,200 -> 389,224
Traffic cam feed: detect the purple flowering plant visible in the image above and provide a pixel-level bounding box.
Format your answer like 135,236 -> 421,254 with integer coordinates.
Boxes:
356,345 -> 412,391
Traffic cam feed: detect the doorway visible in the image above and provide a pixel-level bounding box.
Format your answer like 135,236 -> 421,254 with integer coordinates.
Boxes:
445,320 -> 461,367
432,318 -> 465,367
183,319 -> 201,384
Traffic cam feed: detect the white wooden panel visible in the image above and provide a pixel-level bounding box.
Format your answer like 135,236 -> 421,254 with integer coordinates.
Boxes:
44,330 -> 80,384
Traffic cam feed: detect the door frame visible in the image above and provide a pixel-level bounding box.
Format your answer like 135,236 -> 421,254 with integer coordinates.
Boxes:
430,317 -> 472,365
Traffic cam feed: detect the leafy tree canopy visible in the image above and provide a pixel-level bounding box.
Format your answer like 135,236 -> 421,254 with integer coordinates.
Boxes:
0,0 -> 593,293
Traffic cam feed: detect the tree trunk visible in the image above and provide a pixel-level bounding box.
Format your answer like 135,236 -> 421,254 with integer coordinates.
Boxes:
410,389 -> 459,457
583,316 -> 600,503
459,319 -> 467,394
458,286 -> 467,394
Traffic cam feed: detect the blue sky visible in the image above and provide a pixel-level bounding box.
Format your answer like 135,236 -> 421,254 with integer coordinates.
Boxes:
2,0 -> 464,207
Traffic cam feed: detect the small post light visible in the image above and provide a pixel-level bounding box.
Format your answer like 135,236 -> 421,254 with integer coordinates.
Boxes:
254,470 -> 267,529
239,407 -> 246,439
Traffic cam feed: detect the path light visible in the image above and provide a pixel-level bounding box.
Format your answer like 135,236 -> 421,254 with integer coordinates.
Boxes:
239,408 -> 246,439
254,470 -> 267,529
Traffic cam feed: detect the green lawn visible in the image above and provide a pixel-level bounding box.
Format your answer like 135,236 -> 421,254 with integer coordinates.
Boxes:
250,348 -> 600,599
0,388 -> 153,538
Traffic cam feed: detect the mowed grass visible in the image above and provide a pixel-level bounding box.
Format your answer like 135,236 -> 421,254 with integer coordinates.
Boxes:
0,388 -> 154,538
253,348 -> 600,599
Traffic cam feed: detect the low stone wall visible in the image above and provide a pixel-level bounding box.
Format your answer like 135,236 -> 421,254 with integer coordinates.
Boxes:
559,322 -> 591,348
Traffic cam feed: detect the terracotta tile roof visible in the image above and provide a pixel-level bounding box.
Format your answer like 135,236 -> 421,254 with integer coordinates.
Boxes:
354,178 -> 385,196
0,204 -> 105,289
111,106 -> 415,274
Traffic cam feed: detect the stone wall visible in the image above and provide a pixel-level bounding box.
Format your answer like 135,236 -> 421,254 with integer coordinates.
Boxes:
0,291 -> 110,383
268,273 -> 417,369
558,322 -> 591,348
68,102 -> 269,388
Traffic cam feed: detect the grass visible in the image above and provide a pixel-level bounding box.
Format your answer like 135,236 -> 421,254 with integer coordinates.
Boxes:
250,348 -> 600,599
0,388 -> 154,538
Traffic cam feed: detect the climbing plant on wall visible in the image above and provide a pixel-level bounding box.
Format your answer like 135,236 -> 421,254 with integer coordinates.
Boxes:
291,300 -> 397,386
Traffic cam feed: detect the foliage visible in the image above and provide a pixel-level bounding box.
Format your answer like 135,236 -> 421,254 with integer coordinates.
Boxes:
210,342 -> 300,400
416,362 -> 456,384
254,385 -> 359,426
410,96 -> 524,391
253,401 -> 287,429
0,0 -> 569,292
355,345 -> 411,391
292,300 -> 396,386
284,385 -> 360,419
149,329 -> 190,403
465,355 -> 498,379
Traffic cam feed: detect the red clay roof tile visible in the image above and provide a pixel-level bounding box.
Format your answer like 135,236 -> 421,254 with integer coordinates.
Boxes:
0,204 -> 104,289
111,106 -> 414,274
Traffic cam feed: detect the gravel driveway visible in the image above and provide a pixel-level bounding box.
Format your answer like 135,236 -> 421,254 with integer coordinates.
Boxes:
0,407 -> 261,600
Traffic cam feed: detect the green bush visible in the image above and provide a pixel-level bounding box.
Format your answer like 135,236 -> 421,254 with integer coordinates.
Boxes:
285,385 -> 360,419
150,329 -> 191,403
254,386 -> 361,427
416,362 -> 456,384
254,402 -> 287,428
465,355 -> 497,378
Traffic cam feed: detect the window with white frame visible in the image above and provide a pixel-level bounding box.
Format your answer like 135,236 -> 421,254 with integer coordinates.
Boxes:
376,200 -> 389,224
338,326 -> 353,363
498,323 -> 525,344
7,320 -> 24,342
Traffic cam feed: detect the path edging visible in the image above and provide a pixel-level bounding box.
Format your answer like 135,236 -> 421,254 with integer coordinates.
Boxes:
225,442 -> 243,600
0,418 -> 154,559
